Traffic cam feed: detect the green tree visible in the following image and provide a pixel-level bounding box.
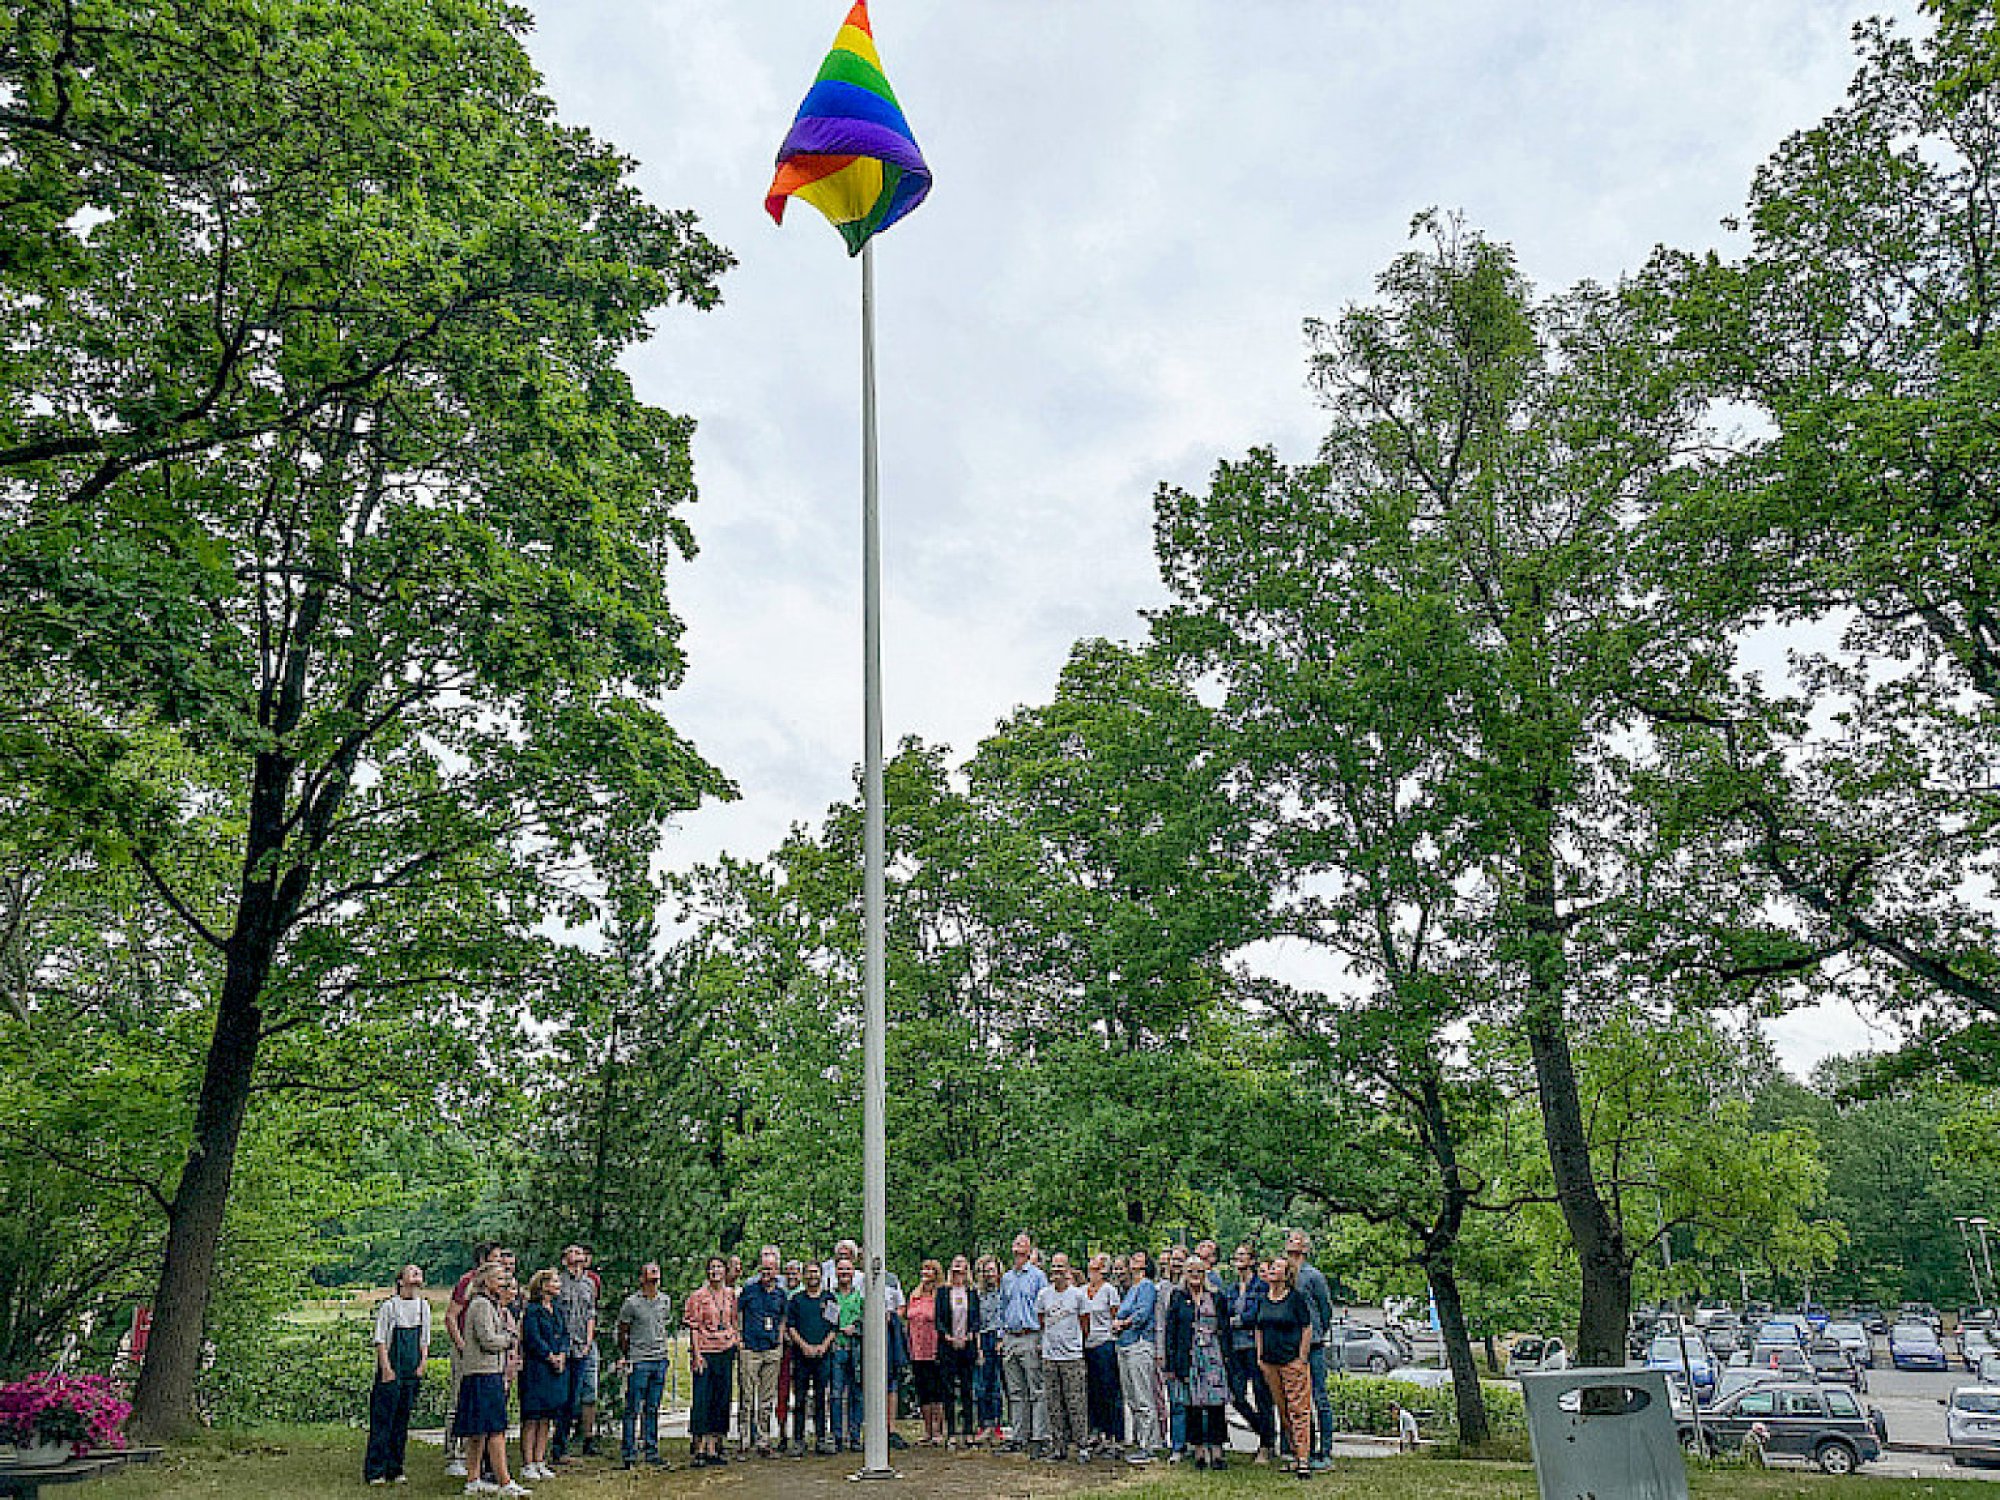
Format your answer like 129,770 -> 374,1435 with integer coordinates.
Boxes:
1643,12 -> 2000,1074
1156,217 -> 1715,1366
1,0 -> 731,1433
966,640 -> 1264,1241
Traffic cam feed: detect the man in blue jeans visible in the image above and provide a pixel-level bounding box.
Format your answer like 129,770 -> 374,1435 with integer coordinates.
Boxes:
551,1245 -> 599,1463
829,1258 -> 866,1450
616,1264 -> 673,1468
1286,1230 -> 1336,1470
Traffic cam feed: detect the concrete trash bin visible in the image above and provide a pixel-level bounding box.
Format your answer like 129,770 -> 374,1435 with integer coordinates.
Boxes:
1520,1368 -> 1688,1500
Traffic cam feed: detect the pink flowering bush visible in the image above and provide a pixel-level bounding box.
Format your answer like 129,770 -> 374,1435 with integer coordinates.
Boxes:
0,1374 -> 131,1454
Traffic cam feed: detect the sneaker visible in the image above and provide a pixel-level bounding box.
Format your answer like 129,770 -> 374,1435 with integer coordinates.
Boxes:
462,1484 -> 497,1497
497,1485 -> 534,1498
369,1481 -> 387,1488
1126,1449 -> 1154,1465
446,1461 -> 469,1479
1311,1455 -> 1334,1472
888,1432 -> 908,1451
997,1439 -> 1024,1453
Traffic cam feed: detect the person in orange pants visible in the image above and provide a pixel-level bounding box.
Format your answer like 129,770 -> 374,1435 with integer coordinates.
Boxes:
1250,1255 -> 1316,1480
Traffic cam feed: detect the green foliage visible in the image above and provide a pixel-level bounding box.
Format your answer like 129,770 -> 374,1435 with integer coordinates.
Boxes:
1640,11 -> 2000,1070
198,1319 -> 453,1430
1324,1375 -> 1524,1441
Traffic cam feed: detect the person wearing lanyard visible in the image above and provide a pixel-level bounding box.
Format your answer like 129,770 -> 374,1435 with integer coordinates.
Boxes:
684,1256 -> 740,1468
364,1264 -> 431,1486
737,1248 -> 789,1457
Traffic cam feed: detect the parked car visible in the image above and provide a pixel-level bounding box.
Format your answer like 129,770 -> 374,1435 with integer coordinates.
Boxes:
1758,1316 -> 1812,1348
1948,1385 -> 2000,1468
1961,1308 -> 1998,1331
1744,1300 -> 1776,1323
1981,1352 -> 2000,1385
1694,1300 -> 1734,1329
1901,1301 -> 1944,1333
1825,1320 -> 1873,1367
1327,1322 -> 1405,1375
1714,1366 -> 1797,1405
1685,1382 -> 1883,1474
1802,1303 -> 1832,1333
1705,1319 -> 1743,1358
1647,1333 -> 1716,1401
1809,1340 -> 1869,1392
1848,1304 -> 1889,1337
1890,1321 -> 1951,1372
1963,1328 -> 1997,1373
1742,1341 -> 1816,1381
1506,1335 -> 1569,1377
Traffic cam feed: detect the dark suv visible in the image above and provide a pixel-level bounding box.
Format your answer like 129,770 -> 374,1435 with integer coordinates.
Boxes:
1684,1382 -> 1884,1474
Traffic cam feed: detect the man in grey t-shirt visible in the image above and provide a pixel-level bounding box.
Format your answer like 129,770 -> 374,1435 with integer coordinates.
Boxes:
1036,1254 -> 1090,1462
617,1264 -> 673,1467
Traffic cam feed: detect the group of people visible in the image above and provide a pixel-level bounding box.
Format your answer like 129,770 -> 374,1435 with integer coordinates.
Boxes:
363,1227 -> 1354,1494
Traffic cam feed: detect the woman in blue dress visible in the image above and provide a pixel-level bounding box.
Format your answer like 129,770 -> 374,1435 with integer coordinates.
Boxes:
518,1268 -> 569,1481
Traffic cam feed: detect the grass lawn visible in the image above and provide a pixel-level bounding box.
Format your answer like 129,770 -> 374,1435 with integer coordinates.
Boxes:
80,1427 -> 2000,1500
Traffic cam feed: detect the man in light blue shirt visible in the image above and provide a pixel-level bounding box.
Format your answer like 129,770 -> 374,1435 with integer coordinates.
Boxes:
997,1232 -> 1048,1451
1113,1249 -> 1161,1462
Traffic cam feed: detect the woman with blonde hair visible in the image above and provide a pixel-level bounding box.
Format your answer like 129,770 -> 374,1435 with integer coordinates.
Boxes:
454,1263 -> 529,1497
518,1269 -> 567,1481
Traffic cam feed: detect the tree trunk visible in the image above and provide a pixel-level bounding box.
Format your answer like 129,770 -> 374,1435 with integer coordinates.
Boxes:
1428,1259 -> 1490,1447
1415,1069 -> 1489,1446
129,940 -> 268,1438
1520,803 -> 1630,1368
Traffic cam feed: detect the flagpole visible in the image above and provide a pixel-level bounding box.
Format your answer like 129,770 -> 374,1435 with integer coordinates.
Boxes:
855,236 -> 896,1482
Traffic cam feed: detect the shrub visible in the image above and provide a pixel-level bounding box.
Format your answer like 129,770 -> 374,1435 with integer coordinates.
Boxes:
198,1319 -> 454,1429
1323,1373 -> 1525,1440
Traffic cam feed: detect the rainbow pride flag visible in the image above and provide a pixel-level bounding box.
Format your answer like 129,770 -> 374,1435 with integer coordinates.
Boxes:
766,1 -> 931,256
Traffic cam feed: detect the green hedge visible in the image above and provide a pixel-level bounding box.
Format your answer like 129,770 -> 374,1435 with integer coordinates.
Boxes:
1324,1373 -> 1525,1440
199,1318 -> 456,1429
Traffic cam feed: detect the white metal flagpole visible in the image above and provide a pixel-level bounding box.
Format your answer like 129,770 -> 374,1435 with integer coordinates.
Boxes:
855,238 -> 895,1481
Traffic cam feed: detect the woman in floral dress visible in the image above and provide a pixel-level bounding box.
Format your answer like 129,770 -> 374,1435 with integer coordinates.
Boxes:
1165,1256 -> 1234,1470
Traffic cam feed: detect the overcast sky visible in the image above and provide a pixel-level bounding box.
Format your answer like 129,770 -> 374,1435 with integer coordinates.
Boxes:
523,0 -> 1921,1075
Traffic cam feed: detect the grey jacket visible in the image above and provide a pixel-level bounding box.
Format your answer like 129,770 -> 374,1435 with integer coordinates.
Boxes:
461,1293 -> 518,1376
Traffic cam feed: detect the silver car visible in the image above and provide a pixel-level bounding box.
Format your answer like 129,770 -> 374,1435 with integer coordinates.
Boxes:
1948,1386 -> 2000,1467
1328,1323 -> 1405,1375
1825,1320 -> 1873,1367
1506,1335 -> 1570,1377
